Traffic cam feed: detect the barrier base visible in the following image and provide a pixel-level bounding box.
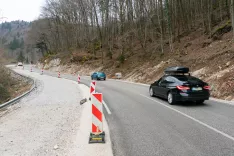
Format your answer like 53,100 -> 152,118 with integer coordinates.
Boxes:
89,132 -> 105,144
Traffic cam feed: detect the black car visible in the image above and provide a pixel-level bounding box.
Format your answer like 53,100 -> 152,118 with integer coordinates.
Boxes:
149,67 -> 210,105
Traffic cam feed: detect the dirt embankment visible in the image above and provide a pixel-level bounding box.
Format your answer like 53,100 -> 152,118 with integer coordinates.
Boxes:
38,24 -> 234,101
0,66 -> 32,104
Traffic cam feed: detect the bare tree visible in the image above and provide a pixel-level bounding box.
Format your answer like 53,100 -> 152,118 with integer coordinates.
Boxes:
231,0 -> 234,38
25,0 -> 233,59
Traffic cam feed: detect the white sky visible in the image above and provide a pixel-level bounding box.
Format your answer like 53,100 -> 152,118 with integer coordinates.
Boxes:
0,0 -> 45,22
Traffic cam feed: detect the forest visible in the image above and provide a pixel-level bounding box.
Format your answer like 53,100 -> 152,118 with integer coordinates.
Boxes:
27,0 -> 234,62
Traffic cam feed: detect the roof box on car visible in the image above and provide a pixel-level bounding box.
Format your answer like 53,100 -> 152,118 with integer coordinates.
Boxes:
164,66 -> 189,74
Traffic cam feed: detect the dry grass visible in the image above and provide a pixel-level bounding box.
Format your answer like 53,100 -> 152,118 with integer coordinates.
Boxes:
0,49 -> 33,103
0,65 -> 32,104
0,65 -> 15,103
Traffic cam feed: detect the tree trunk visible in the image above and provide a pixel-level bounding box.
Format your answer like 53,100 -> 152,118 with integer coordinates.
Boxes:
159,0 -> 165,39
219,0 -> 223,21
226,0 -> 230,18
165,0 -> 173,52
157,0 -> 164,54
231,0 -> 234,38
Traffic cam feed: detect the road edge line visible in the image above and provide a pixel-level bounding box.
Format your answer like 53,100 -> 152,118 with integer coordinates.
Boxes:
24,66 -> 234,106
102,100 -> 112,115
139,94 -> 234,142
109,79 -> 150,87
210,97 -> 234,106
108,78 -> 234,106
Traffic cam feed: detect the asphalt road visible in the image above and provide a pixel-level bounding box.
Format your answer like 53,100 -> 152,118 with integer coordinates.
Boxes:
25,66 -> 234,156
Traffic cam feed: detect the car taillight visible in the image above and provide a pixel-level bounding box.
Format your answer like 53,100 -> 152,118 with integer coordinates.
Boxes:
203,86 -> 210,90
176,86 -> 190,90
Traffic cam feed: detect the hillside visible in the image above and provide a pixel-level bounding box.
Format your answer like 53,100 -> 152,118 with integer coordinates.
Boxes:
0,21 -> 29,43
0,21 -> 41,63
21,0 -> 234,100
0,65 -> 32,104
38,21 -> 234,101
0,21 -> 35,104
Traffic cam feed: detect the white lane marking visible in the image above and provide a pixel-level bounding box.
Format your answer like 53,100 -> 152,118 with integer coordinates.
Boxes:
110,78 -> 234,107
82,76 -> 90,78
95,91 -> 112,115
139,94 -> 234,142
210,97 -> 234,106
109,79 -> 150,87
103,100 -> 112,115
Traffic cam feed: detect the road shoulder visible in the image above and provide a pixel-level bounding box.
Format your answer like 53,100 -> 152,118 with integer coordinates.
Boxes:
68,82 -> 113,156
0,69 -> 113,156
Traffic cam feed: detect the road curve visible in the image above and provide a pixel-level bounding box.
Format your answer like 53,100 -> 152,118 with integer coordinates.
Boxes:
25,66 -> 234,156
0,67 -> 113,156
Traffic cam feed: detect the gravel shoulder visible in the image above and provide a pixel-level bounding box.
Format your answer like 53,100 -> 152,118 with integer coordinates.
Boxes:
0,68 -> 112,156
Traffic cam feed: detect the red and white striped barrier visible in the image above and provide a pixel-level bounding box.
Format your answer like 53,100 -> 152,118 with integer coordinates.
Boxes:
58,72 -> 61,78
91,93 -> 103,133
90,81 -> 96,95
78,75 -> 81,83
41,68 -> 44,75
89,93 -> 105,143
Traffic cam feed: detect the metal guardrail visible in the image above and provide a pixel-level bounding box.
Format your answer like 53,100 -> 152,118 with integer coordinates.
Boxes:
0,70 -> 36,109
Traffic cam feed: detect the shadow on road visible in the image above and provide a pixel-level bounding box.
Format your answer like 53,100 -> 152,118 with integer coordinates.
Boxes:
175,101 -> 209,107
153,96 -> 209,108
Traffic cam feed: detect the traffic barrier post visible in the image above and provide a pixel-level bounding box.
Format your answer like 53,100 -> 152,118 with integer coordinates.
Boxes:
41,68 -> 44,75
89,93 -> 105,143
90,81 -> 96,95
78,75 -> 81,83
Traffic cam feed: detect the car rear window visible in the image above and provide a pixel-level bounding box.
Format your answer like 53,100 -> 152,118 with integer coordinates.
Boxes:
97,72 -> 105,75
173,75 -> 201,82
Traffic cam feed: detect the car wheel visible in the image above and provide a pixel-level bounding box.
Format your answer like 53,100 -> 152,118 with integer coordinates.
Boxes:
196,100 -> 205,104
104,78 -> 106,81
149,87 -> 155,97
167,92 -> 175,105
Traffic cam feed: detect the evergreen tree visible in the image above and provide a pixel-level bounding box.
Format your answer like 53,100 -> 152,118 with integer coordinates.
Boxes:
20,38 -> 24,48
26,57 -> 29,64
17,51 -> 25,62
9,37 -> 20,50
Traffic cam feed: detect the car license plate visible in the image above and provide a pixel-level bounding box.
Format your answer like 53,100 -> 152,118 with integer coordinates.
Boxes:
192,87 -> 202,91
